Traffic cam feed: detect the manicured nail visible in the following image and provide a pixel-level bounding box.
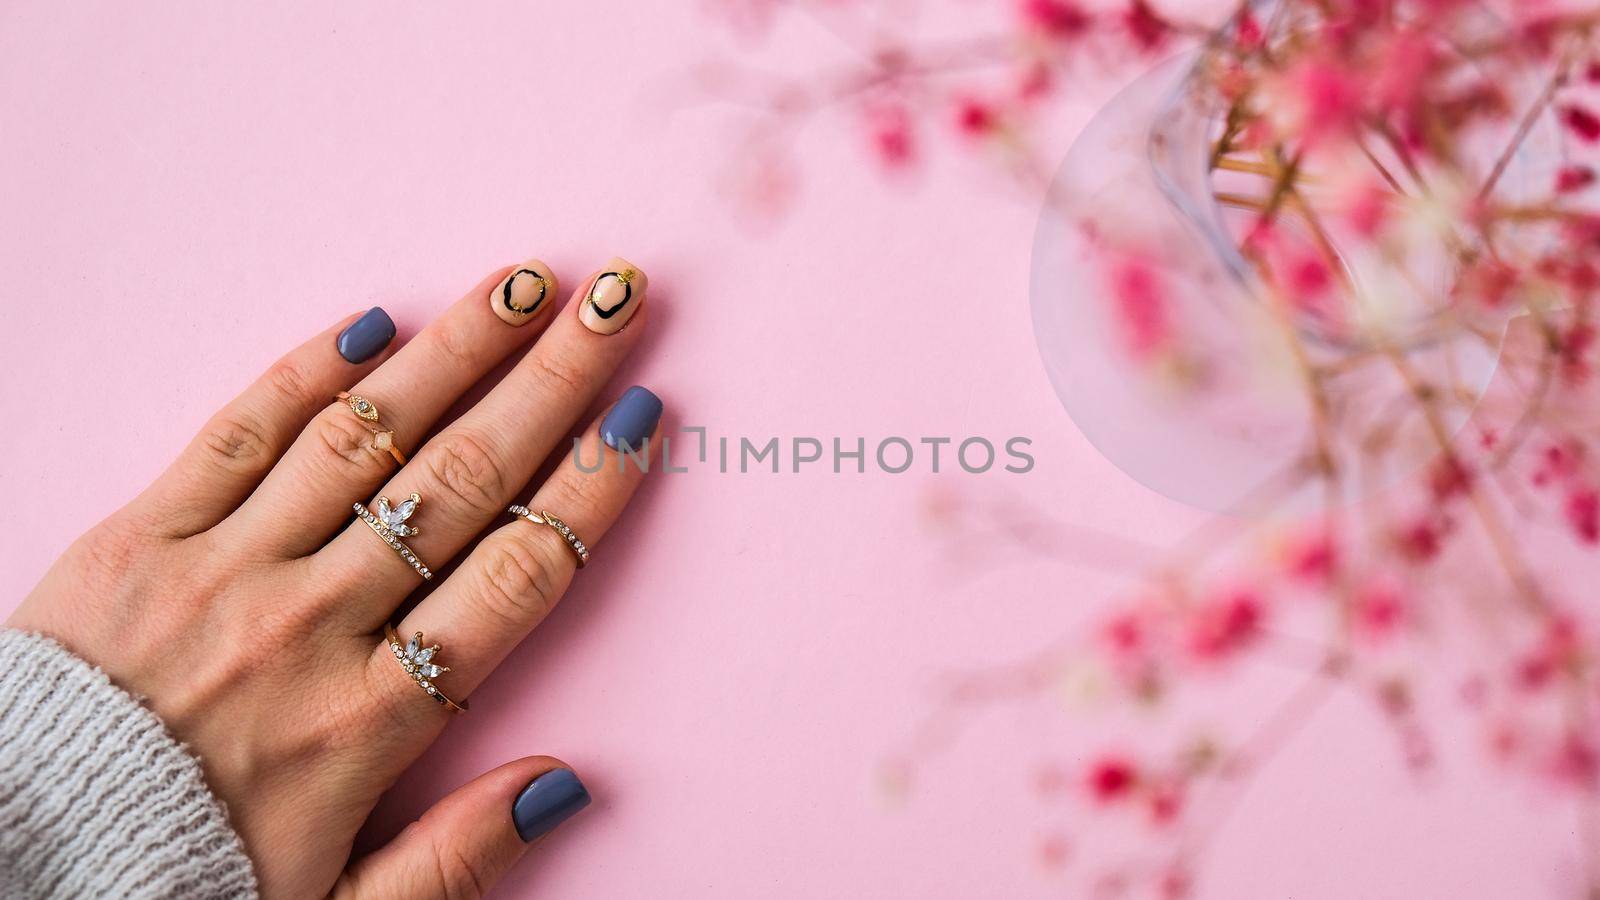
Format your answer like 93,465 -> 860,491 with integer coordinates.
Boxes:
337,307 -> 396,363
579,256 -> 647,335
512,768 -> 590,842
489,259 -> 559,327
601,386 -> 664,451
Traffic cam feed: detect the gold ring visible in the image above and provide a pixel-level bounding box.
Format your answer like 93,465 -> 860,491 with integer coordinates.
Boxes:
384,624 -> 467,713
507,505 -> 590,568
355,493 -> 433,580
336,391 -> 407,465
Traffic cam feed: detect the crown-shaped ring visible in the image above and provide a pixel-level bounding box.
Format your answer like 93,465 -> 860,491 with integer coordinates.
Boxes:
385,625 -> 467,712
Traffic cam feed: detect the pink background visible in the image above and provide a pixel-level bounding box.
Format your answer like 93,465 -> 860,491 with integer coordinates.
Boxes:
0,2 -> 1578,896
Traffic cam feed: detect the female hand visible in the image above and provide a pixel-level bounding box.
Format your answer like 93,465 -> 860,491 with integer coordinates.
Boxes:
7,257 -> 663,898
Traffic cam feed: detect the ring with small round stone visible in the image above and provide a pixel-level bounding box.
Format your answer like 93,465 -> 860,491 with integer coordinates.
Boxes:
383,624 -> 466,713
335,391 -> 407,465
507,505 -> 590,568
355,492 -> 433,580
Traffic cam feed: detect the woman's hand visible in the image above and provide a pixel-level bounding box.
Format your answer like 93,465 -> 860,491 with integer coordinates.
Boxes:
7,258 -> 662,898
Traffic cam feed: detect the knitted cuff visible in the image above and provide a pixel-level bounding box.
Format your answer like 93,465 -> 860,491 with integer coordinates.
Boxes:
0,629 -> 258,899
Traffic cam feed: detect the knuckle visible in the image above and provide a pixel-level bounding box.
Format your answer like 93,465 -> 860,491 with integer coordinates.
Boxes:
430,835 -> 491,900
431,322 -> 488,375
473,539 -> 562,627
314,411 -> 392,476
263,359 -> 316,407
199,415 -> 275,470
422,431 -> 507,517
529,350 -> 589,397
561,467 -> 612,519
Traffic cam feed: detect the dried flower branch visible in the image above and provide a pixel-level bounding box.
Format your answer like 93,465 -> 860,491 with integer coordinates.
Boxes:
715,0 -> 1600,895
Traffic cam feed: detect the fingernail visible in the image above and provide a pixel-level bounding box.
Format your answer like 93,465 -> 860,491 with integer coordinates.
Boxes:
579,256 -> 647,335
337,307 -> 396,363
490,259 -> 559,327
601,386 -> 664,451
512,768 -> 591,842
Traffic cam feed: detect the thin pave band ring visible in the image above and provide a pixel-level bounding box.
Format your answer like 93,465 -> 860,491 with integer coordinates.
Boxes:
336,391 -> 407,465
355,493 -> 433,580
384,624 -> 467,713
508,505 -> 590,568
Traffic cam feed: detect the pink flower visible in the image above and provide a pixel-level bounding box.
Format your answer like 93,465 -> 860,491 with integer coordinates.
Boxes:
1017,62 -> 1054,101
1158,867 -> 1193,900
1288,253 -> 1333,300
1565,487 -> 1599,544
1372,32 -> 1437,114
1396,516 -> 1446,563
1534,440 -> 1583,487
1559,322 -> 1596,383
1562,214 -> 1600,249
1187,589 -> 1265,661
1102,610 -> 1146,657
1285,527 -> 1338,584
1520,16 -> 1561,58
1146,781 -> 1184,825
1343,182 -> 1390,237
1291,58 -> 1363,145
865,104 -> 915,168
1087,755 -> 1138,802
1356,583 -> 1406,640
953,97 -> 996,136
1109,257 -> 1171,359
1234,10 -> 1262,51
1283,250 -> 1340,328
1123,0 -> 1169,52
1554,732 -> 1599,787
1516,617 -> 1580,692
1557,165 -> 1596,193
1428,454 -> 1472,501
1457,258 -> 1518,308
1020,0 -> 1091,40
1561,104 -> 1600,142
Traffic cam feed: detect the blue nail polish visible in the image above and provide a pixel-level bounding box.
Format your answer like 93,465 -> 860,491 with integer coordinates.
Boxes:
513,769 -> 590,842
337,307 -> 396,363
601,386 -> 663,451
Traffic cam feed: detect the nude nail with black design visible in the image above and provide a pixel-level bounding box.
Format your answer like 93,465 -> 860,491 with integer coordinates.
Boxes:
489,259 -> 559,327
579,256 -> 647,335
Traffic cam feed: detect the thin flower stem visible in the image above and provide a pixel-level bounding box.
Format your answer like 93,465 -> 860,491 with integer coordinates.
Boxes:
1479,52 -> 1575,203
1176,661 -> 1344,862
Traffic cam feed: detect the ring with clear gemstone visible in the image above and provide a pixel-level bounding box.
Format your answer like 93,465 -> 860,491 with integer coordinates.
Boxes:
355,492 -> 433,580
507,505 -> 591,569
383,624 -> 466,712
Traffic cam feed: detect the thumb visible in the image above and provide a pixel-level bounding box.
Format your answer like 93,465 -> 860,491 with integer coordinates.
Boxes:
334,757 -> 592,900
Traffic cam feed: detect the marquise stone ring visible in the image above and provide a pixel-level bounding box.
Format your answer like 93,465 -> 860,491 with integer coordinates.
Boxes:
383,624 -> 467,713
508,505 -> 590,568
354,492 -> 433,580
336,391 -> 407,465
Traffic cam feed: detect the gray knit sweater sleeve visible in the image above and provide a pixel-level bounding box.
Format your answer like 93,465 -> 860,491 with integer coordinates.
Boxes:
0,630 -> 258,899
